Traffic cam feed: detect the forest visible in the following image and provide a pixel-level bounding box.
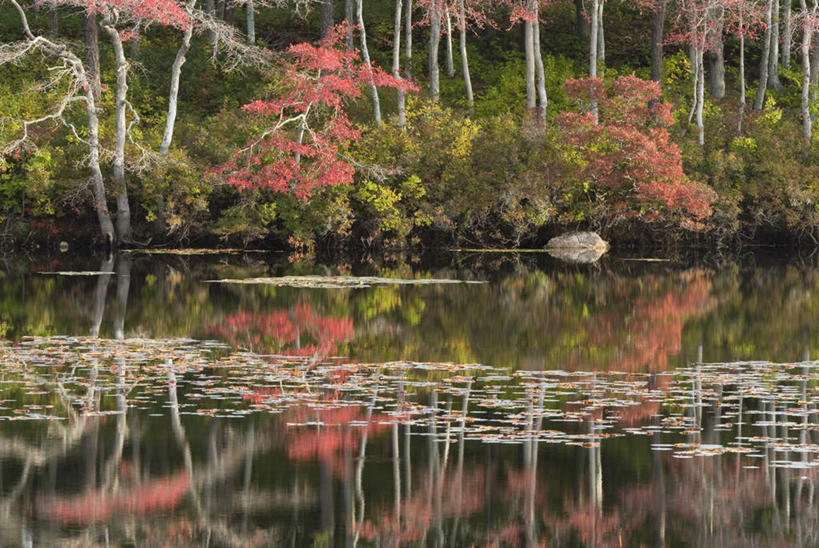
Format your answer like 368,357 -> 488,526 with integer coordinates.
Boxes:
1,0 -> 818,252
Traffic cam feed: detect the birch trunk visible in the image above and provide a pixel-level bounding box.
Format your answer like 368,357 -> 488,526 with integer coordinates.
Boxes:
160,2 -> 195,156
357,0 -> 382,123
429,1 -> 441,102
459,0 -> 474,113
589,0 -> 599,123
783,0 -> 793,69
801,0 -> 815,141
768,0 -> 783,89
84,13 -> 101,100
102,21 -> 133,244
393,0 -> 406,126
696,47 -> 705,146
205,0 -> 218,56
445,6 -> 454,77
597,0 -> 605,64
534,15 -> 547,123
738,8 -> 746,133
524,19 -> 536,119
247,0 -> 255,43
709,10 -> 725,98
754,0 -> 774,110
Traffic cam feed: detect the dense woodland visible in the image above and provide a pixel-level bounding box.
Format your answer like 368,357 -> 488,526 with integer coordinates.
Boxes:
1,0 -> 819,251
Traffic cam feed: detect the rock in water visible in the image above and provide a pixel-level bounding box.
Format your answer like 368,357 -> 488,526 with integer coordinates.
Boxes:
545,231 -> 609,263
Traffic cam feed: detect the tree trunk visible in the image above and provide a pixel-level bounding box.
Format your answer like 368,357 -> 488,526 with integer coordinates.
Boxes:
589,0 -> 599,122
87,86 -> 115,247
84,13 -> 101,101
524,18 -> 536,119
205,0 -> 218,56
801,0 -> 815,141
160,4 -> 195,156
649,0 -> 666,83
224,3 -> 235,25
357,0 -> 381,123
445,6 -> 454,77
394,0 -> 406,126
575,0 -> 589,40
320,0 -> 334,38
534,16 -> 547,123
755,0 -> 774,110
768,0 -> 783,89
696,47 -> 705,146
405,0 -> 412,76
246,0 -> 255,43
811,31 -> 819,86
783,0 -> 793,69
459,0 -> 473,113
49,7 -> 58,36
708,10 -> 725,98
429,1 -> 441,102
597,0 -> 605,64
345,0 -> 354,51
102,22 -> 133,244
738,8 -> 746,133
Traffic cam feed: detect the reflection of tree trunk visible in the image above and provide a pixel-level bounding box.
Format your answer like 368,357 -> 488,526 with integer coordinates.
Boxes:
103,358 -> 128,490
114,255 -> 131,340
91,255 -> 114,337
652,417 -> 666,547
449,381 -> 471,546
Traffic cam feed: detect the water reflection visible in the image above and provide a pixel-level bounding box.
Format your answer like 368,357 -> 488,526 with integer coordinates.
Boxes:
2,253 -> 819,545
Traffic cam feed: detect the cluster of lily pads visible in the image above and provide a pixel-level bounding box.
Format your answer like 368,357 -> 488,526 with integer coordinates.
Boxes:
1,336 -> 818,471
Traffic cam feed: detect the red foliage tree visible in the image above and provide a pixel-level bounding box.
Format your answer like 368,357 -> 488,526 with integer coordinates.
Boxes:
558,75 -> 717,229
219,25 -> 416,198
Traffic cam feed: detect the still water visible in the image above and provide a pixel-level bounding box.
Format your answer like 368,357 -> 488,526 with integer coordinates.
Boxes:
1,250 -> 818,546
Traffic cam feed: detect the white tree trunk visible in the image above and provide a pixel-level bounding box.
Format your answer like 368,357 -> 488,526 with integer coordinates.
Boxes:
755,0 -> 774,110
205,0 -> 218,56
597,0 -> 605,64
445,6 -> 454,77
738,9 -> 746,133
696,47 -> 705,146
589,0 -> 599,123
784,0 -> 793,69
102,21 -> 133,243
458,0 -> 473,113
160,1 -> 195,156
393,0 -> 406,126
357,0 -> 382,123
246,0 -> 255,44
768,0 -> 783,89
429,1 -> 441,101
801,0 -> 815,141
524,19 -> 536,118
534,14 -> 547,123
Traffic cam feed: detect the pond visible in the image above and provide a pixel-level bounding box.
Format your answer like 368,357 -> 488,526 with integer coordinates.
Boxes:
1,250 -> 819,546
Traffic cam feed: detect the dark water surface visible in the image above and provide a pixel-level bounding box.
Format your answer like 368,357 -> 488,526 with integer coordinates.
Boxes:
1,251 -> 819,546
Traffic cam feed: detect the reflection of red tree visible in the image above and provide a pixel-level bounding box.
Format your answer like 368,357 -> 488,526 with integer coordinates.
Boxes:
285,404 -> 391,478
207,303 -> 354,359
359,466 -> 487,544
568,270 -> 714,372
38,470 -> 189,524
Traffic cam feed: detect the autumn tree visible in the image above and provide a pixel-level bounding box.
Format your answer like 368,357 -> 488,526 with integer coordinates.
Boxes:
558,75 -> 716,229
219,25 -> 414,198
